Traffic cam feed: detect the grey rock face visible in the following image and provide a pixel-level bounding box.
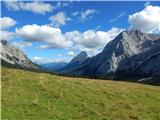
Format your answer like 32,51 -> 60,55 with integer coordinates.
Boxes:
134,52 -> 160,76
70,51 -> 88,63
68,30 -> 160,83
58,51 -> 88,73
1,40 -> 39,70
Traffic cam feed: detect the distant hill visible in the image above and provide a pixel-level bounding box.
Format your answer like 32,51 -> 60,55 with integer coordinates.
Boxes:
58,51 -> 88,73
2,67 -> 160,120
62,30 -> 160,85
0,40 -> 42,71
40,62 -> 68,71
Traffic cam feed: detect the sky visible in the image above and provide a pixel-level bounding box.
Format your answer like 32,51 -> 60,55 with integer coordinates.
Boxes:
1,1 -> 160,63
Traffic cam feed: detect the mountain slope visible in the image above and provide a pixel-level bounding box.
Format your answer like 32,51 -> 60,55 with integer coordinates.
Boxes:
58,51 -> 88,73
0,40 -> 40,71
68,30 -> 160,83
40,62 -> 67,71
2,67 -> 160,120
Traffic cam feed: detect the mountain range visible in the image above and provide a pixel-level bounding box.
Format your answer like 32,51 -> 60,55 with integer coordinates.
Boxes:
1,29 -> 160,85
40,62 -> 68,71
59,30 -> 160,84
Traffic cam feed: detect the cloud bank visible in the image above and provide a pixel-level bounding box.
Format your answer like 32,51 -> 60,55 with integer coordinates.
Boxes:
0,17 -> 16,40
49,12 -> 71,27
0,17 -> 16,29
16,24 -> 73,49
4,1 -> 53,15
129,5 -> 160,33
16,24 -> 124,55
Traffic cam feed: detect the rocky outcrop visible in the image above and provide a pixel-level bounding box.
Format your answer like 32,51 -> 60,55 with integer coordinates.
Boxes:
1,40 -> 40,71
67,30 -> 160,84
58,51 -> 88,73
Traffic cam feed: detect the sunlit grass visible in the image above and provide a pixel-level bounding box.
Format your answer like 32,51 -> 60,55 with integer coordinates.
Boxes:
1,67 -> 160,120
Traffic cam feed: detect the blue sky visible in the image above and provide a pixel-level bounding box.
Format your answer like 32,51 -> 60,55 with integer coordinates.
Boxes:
1,1 -> 160,63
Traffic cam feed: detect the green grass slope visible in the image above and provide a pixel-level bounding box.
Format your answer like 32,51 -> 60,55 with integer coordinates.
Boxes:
1,67 -> 160,120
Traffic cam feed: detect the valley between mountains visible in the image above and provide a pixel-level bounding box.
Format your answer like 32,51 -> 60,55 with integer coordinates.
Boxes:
2,29 -> 159,85
1,29 -> 160,119
1,1 -> 160,119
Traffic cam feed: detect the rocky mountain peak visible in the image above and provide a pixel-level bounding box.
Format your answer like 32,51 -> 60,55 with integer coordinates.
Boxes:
1,40 -> 8,45
1,40 -> 40,70
70,51 -> 88,63
58,51 -> 88,73
66,30 -> 160,84
123,29 -> 142,35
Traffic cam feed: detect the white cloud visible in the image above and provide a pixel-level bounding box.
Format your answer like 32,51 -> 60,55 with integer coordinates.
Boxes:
32,56 -> 43,60
72,11 -> 79,16
4,1 -> 20,11
72,9 -> 98,22
68,51 -> 75,56
4,1 -> 53,15
76,27 -> 124,55
65,27 -> 124,56
78,30 -> 103,48
0,17 -> 16,29
55,1 -> 72,8
15,24 -> 124,56
79,9 -> 98,22
77,27 -> 124,49
144,2 -> 151,7
0,17 -> 16,40
62,2 -> 71,7
128,5 -> 160,33
16,24 -> 73,49
49,12 -> 71,27
12,41 -> 32,49
0,30 -> 15,40
31,55 -> 69,64
32,56 -> 44,63
39,45 -> 50,49
109,12 -> 125,23
65,31 -> 80,42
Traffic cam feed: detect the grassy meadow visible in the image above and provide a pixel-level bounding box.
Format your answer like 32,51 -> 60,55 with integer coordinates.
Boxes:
1,67 -> 160,120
